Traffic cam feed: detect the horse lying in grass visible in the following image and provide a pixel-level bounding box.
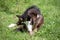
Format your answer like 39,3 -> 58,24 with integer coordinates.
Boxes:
8,5 -> 44,35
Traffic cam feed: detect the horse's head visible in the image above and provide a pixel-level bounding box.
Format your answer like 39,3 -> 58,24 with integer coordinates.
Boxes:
16,15 -> 23,21
16,15 -> 23,25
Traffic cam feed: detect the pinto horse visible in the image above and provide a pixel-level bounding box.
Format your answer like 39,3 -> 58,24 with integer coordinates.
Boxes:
16,5 -> 44,35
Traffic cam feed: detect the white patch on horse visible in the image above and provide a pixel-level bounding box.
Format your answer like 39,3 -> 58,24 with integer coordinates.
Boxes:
25,21 -> 32,32
8,23 -> 16,28
37,15 -> 40,18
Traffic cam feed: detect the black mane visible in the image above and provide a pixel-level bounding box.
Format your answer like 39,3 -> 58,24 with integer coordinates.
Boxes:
20,5 -> 41,21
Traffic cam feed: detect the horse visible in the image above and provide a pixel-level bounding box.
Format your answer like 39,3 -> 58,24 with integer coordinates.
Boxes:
8,5 -> 44,35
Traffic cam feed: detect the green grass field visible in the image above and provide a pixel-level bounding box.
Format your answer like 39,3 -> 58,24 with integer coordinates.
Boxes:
0,0 -> 60,40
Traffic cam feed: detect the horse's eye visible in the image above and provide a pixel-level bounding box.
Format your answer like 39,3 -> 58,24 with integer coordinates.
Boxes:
20,18 -> 23,20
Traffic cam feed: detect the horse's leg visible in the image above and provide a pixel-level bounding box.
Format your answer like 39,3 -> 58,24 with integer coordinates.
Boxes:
33,16 -> 44,32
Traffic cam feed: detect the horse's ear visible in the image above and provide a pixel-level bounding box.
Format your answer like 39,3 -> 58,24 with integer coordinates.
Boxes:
16,15 -> 20,18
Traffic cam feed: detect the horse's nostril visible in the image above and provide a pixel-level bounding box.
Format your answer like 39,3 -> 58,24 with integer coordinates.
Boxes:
20,18 -> 23,20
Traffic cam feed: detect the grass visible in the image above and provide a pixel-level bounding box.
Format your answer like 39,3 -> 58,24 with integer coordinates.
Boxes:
0,0 -> 60,40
